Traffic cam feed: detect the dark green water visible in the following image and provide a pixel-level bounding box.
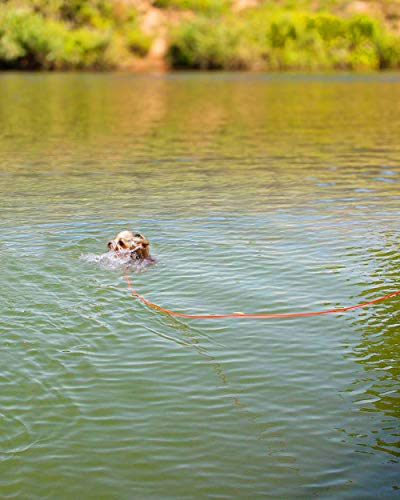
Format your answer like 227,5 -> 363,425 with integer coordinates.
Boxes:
0,72 -> 399,499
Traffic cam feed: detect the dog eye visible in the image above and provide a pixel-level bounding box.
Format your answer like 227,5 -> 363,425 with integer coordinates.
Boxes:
118,239 -> 126,247
134,233 -> 141,238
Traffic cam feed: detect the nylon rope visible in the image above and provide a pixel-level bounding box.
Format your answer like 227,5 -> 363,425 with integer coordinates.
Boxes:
124,270 -> 400,319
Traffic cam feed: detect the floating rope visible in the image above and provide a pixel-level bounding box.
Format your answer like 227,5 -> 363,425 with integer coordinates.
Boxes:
124,271 -> 400,319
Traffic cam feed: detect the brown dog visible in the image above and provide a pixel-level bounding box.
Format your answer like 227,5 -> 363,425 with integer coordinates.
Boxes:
107,230 -> 151,260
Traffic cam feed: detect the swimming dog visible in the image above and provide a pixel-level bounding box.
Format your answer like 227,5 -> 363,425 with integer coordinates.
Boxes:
107,230 -> 152,261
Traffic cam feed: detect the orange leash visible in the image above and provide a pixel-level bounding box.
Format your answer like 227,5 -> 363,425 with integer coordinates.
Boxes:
124,271 -> 400,319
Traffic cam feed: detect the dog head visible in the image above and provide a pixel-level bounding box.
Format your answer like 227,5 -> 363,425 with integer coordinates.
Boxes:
107,230 -> 150,260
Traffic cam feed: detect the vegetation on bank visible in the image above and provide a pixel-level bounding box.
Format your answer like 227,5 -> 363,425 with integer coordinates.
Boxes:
0,0 -> 400,70
169,9 -> 400,70
0,1 -> 152,69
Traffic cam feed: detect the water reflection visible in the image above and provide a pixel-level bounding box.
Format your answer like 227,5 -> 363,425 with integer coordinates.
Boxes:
345,233 -> 400,459
1,72 -> 400,498
1,73 -> 400,167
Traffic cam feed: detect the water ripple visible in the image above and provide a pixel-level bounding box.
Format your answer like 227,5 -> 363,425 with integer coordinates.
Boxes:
1,73 -> 399,498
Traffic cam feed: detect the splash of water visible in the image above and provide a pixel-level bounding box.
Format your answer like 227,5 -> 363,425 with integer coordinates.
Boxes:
80,251 -> 144,271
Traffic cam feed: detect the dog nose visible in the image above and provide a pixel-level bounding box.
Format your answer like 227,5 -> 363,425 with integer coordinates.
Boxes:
107,241 -> 114,250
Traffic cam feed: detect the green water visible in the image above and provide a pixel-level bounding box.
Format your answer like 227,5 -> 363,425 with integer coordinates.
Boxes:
0,73 -> 399,499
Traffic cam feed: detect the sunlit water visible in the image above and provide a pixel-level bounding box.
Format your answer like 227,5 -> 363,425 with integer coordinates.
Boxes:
81,251 -> 151,271
0,72 -> 399,499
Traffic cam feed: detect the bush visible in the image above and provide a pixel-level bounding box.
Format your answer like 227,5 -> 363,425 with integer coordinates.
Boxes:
168,8 -> 400,70
375,32 -> 400,68
153,0 -> 231,15
168,16 -> 253,69
61,26 -> 111,69
1,1 -> 400,71
123,22 -> 153,57
0,7 -> 112,69
59,0 -> 113,27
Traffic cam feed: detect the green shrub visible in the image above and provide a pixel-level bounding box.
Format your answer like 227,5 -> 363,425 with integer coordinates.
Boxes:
1,1 -> 400,71
168,16 -> 253,69
153,0 -> 231,15
374,31 -> 400,69
125,25 -> 153,57
168,8 -> 400,70
55,0 -> 114,28
60,26 -> 111,69
0,7 -> 111,69
57,0 -> 138,29
306,14 -> 345,41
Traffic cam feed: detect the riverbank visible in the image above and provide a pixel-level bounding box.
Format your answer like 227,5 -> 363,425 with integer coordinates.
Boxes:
1,0 -> 400,71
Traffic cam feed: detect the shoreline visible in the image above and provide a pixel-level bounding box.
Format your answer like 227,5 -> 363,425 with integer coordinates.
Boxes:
1,68 -> 400,75
1,2 -> 400,72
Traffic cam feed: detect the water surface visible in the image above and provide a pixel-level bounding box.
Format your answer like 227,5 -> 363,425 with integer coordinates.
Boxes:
0,72 -> 399,499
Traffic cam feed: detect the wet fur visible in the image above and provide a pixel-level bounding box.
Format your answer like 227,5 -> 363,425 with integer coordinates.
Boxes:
107,230 -> 151,261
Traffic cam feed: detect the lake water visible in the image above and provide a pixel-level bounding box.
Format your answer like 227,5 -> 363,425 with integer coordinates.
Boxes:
0,72 -> 399,499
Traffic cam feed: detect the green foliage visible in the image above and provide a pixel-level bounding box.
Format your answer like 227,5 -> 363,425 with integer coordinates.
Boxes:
55,0 -> 138,28
59,0 -> 113,29
0,0 -> 400,70
0,7 -> 111,69
168,17 -> 250,69
125,25 -> 153,57
153,0 -> 231,15
168,8 -> 400,70
61,26 -> 111,69
0,2 -> 154,69
26,0 -> 117,27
